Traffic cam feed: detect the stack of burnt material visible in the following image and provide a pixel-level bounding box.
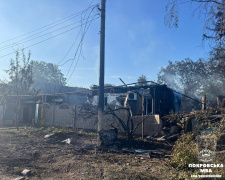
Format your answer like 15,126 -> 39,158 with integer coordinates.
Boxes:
99,128 -> 118,148
147,108 -> 224,142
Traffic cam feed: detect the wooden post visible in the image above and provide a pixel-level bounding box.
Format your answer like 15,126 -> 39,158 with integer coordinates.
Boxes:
41,95 -> 44,124
153,88 -> 156,114
15,98 -> 19,131
142,95 -> 144,139
73,105 -> 76,129
3,100 -> 6,125
52,104 -> 55,126
202,95 -> 206,110
67,94 -> 69,103
217,96 -> 220,108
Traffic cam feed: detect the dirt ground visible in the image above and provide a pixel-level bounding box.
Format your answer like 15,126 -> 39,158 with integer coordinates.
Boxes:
0,127 -> 191,180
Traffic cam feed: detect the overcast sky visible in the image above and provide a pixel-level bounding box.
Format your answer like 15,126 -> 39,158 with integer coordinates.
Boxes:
0,0 -> 211,88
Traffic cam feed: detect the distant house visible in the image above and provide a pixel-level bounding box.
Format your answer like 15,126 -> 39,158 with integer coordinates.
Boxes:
0,95 -> 39,126
0,85 -> 90,126
0,83 -> 8,95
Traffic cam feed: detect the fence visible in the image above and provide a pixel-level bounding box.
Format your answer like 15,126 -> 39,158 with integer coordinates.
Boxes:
40,103 -> 162,136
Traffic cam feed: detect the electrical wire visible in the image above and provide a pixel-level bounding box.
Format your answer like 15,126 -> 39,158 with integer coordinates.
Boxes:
0,15 -> 98,52
65,7 -> 98,83
57,5 -> 98,93
0,4 -> 99,45
57,29 -> 82,66
0,17 -> 99,59
66,16 -> 96,82
57,3 -> 99,66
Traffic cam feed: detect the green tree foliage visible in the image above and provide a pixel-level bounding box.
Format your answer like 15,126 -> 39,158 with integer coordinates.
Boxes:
31,61 -> 66,94
90,84 -> 99,90
164,0 -> 225,101
4,50 -> 67,95
137,74 -> 148,86
170,133 -> 198,170
202,47 -> 225,99
158,58 -> 207,97
157,52 -> 225,100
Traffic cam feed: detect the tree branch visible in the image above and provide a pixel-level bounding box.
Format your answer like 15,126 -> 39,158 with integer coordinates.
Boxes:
192,0 -> 225,5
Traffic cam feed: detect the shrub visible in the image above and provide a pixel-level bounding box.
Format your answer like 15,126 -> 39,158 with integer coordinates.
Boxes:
170,133 -> 198,170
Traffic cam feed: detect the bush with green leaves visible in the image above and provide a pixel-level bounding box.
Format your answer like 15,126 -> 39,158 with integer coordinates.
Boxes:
170,133 -> 198,170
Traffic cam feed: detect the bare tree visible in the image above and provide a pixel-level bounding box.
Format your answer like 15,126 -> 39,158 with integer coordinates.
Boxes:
165,0 -> 225,45
77,103 -> 136,139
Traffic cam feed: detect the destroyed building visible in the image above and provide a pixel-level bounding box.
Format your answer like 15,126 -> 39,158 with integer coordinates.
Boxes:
90,84 -> 181,117
87,84 -> 182,136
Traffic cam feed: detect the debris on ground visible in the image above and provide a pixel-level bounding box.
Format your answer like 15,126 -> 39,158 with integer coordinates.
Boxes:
122,148 -> 164,155
61,138 -> 72,144
169,126 -> 180,135
156,137 -> 166,142
44,133 -> 55,138
21,169 -> 31,176
217,133 -> 225,151
99,128 -> 118,147
14,177 -> 25,180
149,151 -> 165,158
166,133 -> 180,141
0,108 -> 225,179
0,127 -> 174,179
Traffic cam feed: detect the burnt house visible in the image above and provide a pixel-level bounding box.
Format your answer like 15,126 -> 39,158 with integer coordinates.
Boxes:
91,84 -> 181,117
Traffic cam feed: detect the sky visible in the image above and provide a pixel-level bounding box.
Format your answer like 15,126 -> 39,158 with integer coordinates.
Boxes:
0,0 -> 211,88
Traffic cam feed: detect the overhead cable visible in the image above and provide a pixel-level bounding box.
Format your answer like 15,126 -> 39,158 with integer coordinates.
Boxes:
0,17 -> 99,59
0,15 -> 98,52
0,4 -> 99,45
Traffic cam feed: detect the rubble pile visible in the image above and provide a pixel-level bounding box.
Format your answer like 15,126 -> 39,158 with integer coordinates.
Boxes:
150,108 -> 225,143
217,133 -> 225,151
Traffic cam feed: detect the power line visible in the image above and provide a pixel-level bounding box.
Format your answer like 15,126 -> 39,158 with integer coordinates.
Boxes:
0,17 -> 99,59
57,5 -> 98,66
0,15 -> 98,52
57,29 -> 82,66
0,4 -> 99,45
64,8 -> 98,83
58,7 -> 98,93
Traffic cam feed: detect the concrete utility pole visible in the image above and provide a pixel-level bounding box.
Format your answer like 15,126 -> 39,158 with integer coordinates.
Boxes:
98,0 -> 106,147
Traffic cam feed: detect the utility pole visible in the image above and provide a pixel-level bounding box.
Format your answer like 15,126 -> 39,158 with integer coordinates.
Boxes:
98,0 -> 106,147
